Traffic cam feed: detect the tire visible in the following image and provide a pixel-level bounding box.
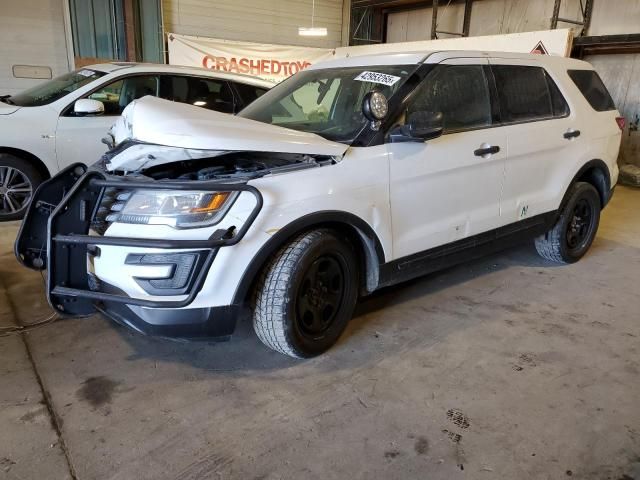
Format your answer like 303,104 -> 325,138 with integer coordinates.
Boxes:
535,182 -> 601,264
253,228 -> 359,358
0,154 -> 43,221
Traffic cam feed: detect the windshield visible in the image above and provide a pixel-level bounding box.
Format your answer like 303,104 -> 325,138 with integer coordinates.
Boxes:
6,69 -> 105,107
239,65 -> 416,144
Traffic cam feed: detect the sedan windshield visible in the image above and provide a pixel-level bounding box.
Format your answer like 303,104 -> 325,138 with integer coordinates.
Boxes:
7,69 -> 105,107
239,65 -> 416,144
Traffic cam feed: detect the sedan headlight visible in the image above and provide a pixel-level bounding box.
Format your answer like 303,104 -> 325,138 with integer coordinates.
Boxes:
106,190 -> 237,228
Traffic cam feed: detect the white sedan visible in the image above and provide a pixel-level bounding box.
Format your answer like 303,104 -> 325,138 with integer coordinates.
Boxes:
0,63 -> 272,220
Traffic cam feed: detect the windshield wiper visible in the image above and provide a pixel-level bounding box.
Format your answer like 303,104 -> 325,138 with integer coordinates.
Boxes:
0,95 -> 15,105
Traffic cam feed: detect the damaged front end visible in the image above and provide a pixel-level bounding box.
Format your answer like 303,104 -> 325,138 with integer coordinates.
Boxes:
15,96 -> 345,338
15,160 -> 263,337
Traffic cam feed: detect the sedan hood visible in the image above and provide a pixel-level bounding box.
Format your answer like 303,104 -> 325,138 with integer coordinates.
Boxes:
111,96 -> 349,158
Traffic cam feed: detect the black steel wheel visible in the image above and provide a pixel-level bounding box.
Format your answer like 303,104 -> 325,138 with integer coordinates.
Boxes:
566,197 -> 596,253
535,182 -> 601,264
296,254 -> 346,338
253,229 -> 359,358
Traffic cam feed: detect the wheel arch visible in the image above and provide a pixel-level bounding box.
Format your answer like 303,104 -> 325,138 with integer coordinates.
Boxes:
231,211 -> 386,305
565,159 -> 611,209
0,147 -> 52,181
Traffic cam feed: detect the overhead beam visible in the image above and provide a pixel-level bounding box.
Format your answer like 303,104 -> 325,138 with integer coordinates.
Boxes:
572,34 -> 640,57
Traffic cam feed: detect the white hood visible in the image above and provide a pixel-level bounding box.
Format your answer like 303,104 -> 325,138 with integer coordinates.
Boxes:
111,96 -> 349,158
0,102 -> 19,115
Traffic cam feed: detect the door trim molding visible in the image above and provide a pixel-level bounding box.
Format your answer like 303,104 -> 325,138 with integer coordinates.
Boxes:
378,211 -> 557,288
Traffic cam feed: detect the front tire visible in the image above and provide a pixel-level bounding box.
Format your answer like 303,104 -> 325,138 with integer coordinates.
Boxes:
0,154 -> 43,221
535,182 -> 601,264
253,229 -> 359,358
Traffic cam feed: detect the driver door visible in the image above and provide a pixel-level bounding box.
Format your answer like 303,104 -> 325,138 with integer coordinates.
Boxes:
388,58 -> 507,260
55,75 -> 159,169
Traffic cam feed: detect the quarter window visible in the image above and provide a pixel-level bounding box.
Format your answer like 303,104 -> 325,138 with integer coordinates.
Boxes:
567,69 -> 615,112
408,65 -> 492,132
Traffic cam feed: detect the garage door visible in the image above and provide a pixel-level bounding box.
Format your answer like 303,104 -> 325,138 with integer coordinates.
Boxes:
0,0 -> 71,95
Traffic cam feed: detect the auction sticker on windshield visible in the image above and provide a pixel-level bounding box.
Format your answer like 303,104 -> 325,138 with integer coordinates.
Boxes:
354,71 -> 401,86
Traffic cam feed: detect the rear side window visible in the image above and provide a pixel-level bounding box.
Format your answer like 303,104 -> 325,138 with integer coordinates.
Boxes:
567,70 -> 615,112
159,75 -> 236,113
492,65 -> 568,123
409,64 -> 492,132
547,75 -> 570,117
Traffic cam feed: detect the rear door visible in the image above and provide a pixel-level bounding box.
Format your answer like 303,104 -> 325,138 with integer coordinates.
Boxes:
488,59 -> 576,222
388,58 -> 507,259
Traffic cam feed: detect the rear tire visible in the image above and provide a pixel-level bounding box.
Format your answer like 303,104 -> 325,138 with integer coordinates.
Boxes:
0,154 -> 43,221
252,229 -> 359,358
535,182 -> 601,264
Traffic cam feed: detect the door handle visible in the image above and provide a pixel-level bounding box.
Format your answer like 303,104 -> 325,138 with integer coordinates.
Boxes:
564,130 -> 581,139
474,145 -> 500,157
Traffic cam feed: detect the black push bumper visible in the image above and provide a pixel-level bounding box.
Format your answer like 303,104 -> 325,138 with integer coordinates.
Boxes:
15,163 -> 263,339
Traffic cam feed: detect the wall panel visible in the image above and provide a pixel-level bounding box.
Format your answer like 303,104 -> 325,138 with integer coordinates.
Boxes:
0,0 -> 71,94
163,0 -> 346,48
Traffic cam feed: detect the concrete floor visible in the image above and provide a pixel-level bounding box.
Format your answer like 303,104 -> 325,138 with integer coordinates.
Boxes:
1,187 -> 640,480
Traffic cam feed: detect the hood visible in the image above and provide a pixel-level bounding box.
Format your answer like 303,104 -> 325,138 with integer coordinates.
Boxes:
111,96 -> 349,158
0,101 -> 20,115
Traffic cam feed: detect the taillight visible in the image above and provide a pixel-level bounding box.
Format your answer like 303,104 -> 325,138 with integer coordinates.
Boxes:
616,117 -> 626,130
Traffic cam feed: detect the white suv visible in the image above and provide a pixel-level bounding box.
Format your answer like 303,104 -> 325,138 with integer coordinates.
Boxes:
16,50 -> 622,358
0,63 -> 271,219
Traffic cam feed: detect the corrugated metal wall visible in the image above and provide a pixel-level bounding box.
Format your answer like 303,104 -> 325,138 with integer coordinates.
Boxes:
163,0 -> 347,48
587,54 -> 640,166
385,0 -> 640,166
387,0 -> 640,42
0,0 -> 71,95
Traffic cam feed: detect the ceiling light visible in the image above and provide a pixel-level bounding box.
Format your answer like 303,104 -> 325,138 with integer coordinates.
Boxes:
298,27 -> 327,36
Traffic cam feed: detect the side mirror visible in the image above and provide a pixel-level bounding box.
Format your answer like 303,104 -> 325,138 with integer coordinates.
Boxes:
74,99 -> 104,116
389,111 -> 444,143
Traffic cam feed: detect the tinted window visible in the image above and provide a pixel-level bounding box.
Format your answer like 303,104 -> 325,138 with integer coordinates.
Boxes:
409,65 -> 492,132
83,75 -> 158,115
159,76 -> 236,113
492,65 -> 557,123
567,69 -> 615,112
233,83 -> 268,107
547,74 -> 570,117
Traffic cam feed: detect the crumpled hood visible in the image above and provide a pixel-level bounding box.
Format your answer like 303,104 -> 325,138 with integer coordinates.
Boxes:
0,102 -> 20,115
111,96 -> 349,158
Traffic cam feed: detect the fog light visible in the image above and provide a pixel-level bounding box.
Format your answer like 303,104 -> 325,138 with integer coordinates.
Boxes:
125,251 -> 208,296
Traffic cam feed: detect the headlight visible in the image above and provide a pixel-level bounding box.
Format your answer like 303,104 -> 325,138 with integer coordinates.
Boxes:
106,190 -> 237,228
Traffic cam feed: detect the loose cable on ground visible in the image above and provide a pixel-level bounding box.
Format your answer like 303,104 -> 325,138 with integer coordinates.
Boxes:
0,268 -> 61,337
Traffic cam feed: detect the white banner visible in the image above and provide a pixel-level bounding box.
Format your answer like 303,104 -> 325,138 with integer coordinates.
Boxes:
167,33 -> 334,84
168,29 -> 573,84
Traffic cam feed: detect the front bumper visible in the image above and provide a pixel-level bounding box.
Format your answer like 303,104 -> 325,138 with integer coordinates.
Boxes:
96,284 -> 246,340
15,164 -> 262,338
